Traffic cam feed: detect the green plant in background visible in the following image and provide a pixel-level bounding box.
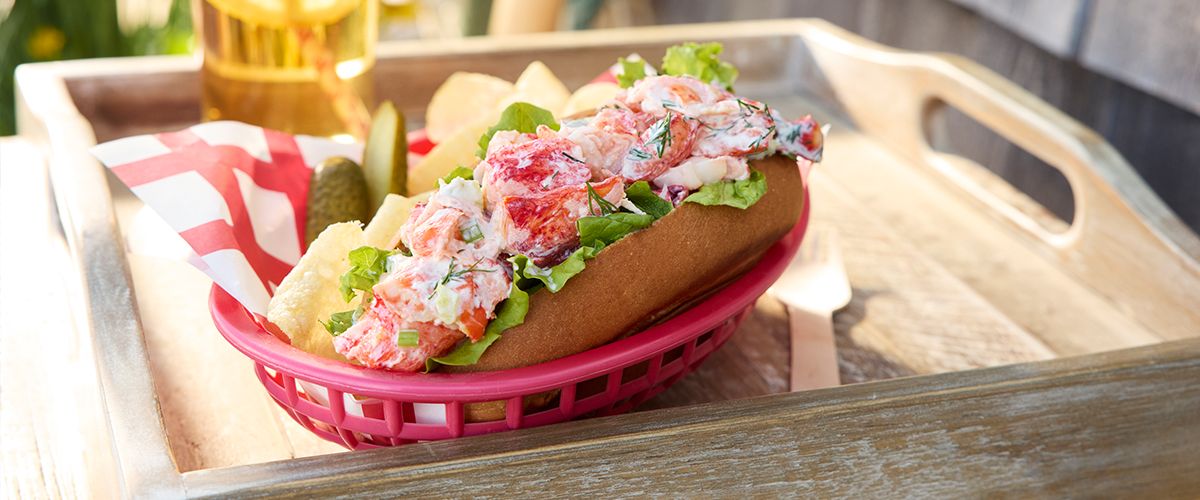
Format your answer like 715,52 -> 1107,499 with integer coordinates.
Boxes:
0,0 -> 192,136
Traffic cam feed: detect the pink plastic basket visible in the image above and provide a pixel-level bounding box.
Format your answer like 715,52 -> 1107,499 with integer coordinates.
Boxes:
210,187 -> 808,450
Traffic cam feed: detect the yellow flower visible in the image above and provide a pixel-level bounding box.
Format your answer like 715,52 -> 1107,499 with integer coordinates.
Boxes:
27,26 -> 66,61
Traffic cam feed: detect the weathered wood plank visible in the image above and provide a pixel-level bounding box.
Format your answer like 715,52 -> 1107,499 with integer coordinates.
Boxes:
813,118 -> 1162,355
0,138 -> 120,499
1080,0 -> 1200,116
181,338 -> 1200,498
15,64 -> 186,497
645,159 -> 1056,409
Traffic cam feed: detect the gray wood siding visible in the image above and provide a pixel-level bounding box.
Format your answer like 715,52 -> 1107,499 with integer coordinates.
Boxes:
949,0 -> 1089,57
1080,0 -> 1200,116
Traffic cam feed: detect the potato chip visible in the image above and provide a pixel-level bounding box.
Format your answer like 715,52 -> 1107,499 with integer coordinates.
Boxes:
267,222 -> 365,362
425,72 -> 514,144
406,116 -> 491,194
561,82 -> 621,117
500,61 -> 571,115
363,191 -> 430,249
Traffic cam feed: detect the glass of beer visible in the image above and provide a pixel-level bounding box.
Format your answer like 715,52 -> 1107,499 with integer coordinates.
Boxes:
193,0 -> 378,140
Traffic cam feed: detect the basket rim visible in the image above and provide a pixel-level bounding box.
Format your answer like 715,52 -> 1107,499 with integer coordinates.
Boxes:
210,193 -> 808,401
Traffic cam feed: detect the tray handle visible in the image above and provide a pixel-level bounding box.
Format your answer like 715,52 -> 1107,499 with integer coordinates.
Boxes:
796,20 -> 1200,339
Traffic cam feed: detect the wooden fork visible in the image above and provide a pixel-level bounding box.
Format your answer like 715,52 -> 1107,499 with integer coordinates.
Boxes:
768,227 -> 851,391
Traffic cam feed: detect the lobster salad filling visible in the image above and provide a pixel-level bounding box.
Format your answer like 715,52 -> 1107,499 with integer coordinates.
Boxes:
326,43 -> 824,371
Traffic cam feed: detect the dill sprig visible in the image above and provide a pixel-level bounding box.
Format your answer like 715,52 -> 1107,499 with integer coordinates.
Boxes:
586,183 -> 619,216
749,125 -> 777,150
626,147 -> 652,161
736,98 -> 762,113
644,111 -> 674,158
428,257 -> 495,299
785,124 -> 803,144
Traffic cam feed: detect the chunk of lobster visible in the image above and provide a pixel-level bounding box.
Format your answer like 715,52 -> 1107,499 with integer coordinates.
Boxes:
692,97 -> 776,158
620,111 -> 699,182
373,255 -> 511,339
494,176 -> 625,266
401,205 -> 467,258
619,75 -> 730,117
476,131 -> 593,210
560,107 -> 641,180
332,295 -> 464,372
772,112 -> 824,162
399,176 -> 498,260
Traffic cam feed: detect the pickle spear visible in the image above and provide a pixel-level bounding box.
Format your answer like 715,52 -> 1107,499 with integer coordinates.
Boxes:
362,101 -> 408,215
306,156 -> 369,246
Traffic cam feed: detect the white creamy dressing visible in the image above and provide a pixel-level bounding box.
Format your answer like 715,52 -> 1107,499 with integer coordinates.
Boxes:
653,156 -> 749,190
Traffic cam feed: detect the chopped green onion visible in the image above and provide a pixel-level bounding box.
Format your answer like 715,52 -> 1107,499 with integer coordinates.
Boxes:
396,329 -> 420,347
460,222 -> 484,243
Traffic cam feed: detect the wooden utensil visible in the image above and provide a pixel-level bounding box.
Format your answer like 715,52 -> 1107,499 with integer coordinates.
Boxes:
769,227 -> 850,391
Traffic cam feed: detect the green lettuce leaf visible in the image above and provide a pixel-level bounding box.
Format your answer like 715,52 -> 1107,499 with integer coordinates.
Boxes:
427,332 -> 502,370
623,181 -> 673,219
320,310 -> 355,336
510,245 -> 600,293
684,169 -> 767,209
661,42 -> 738,91
426,281 -> 530,370
577,212 -> 654,248
338,246 -> 392,302
440,166 -> 474,184
506,182 -> 672,295
477,102 -> 560,157
616,57 -> 649,88
483,282 -> 531,337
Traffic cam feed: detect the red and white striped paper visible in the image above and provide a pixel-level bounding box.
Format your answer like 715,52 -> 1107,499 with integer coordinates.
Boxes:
92,121 -> 362,315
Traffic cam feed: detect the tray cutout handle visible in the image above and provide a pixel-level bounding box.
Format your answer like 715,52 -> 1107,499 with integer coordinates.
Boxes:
921,98 -> 1075,244
797,19 -> 1200,339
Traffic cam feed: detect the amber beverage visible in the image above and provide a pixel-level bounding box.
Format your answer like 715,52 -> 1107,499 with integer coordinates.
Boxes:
193,0 -> 378,139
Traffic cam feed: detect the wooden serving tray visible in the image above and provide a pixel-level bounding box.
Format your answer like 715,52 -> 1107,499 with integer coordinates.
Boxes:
12,20 -> 1200,497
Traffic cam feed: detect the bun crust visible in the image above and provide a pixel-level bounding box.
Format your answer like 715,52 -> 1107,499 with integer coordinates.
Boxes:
451,154 -> 805,375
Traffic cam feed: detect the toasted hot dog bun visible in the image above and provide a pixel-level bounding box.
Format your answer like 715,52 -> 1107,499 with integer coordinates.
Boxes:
453,154 -> 805,374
